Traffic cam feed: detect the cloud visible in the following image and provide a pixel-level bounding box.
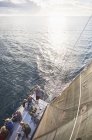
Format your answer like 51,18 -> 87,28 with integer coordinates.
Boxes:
0,0 -> 39,8
0,0 -> 40,15
0,1 -> 16,7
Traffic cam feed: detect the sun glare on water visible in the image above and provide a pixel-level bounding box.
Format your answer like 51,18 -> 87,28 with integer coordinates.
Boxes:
47,16 -> 68,53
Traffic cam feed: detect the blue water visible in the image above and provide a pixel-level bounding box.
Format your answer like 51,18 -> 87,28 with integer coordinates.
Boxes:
0,16 -> 92,125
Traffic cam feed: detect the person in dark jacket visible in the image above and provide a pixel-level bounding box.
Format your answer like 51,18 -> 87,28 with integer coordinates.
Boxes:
20,122 -> 31,138
4,118 -> 14,134
12,110 -> 22,122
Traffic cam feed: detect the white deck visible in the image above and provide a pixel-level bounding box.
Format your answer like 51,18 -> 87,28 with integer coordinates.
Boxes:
9,98 -> 48,140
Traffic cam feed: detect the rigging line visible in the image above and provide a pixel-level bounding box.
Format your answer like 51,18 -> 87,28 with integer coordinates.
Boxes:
73,15 -> 92,48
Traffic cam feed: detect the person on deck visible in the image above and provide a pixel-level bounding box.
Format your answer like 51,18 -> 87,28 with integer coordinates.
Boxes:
34,85 -> 44,104
4,118 -> 14,134
0,126 -> 9,140
22,99 -> 27,108
12,110 -> 22,122
27,95 -> 36,109
20,122 -> 31,139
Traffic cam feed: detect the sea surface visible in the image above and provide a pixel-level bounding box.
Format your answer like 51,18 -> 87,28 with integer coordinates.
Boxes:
0,16 -> 92,125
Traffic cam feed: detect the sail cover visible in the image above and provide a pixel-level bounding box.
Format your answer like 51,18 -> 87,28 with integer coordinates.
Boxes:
33,62 -> 92,140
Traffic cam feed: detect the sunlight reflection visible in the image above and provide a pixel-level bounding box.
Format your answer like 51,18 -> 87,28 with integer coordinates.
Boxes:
47,16 -> 69,53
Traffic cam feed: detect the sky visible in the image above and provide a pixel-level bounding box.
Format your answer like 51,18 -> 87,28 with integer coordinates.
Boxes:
0,0 -> 92,16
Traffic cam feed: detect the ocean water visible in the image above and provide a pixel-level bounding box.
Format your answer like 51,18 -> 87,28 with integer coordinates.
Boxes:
0,16 -> 92,125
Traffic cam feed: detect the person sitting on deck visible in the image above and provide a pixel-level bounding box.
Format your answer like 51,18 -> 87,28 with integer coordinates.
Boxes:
29,106 -> 37,115
20,121 -> 31,139
12,110 -> 22,122
0,126 -> 9,140
4,118 -> 14,134
27,95 -> 36,109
